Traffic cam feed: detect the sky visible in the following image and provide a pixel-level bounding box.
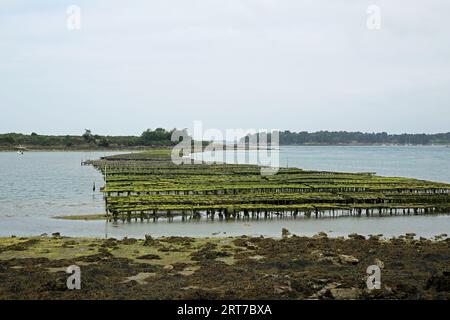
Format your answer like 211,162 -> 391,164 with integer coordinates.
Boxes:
1,0 -> 449,136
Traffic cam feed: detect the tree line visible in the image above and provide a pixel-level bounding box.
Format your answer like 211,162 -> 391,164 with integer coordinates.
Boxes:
2,129 -> 449,149
0,128 -> 177,148
245,131 -> 450,145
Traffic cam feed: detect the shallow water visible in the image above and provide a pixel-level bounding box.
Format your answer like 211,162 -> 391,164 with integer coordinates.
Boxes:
98,214 -> 450,239
0,147 -> 449,238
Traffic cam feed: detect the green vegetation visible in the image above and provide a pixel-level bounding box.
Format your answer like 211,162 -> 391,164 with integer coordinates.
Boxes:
244,131 -> 450,145
2,235 -> 449,299
2,129 -> 449,150
89,150 -> 450,221
0,128 -> 177,150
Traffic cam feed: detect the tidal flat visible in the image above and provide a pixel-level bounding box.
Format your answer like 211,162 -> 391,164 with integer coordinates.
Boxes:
0,233 -> 448,300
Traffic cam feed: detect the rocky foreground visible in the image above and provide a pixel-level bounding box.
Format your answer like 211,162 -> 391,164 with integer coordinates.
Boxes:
0,233 -> 449,299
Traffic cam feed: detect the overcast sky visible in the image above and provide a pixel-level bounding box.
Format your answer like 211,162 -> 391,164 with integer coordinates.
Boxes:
1,0 -> 449,136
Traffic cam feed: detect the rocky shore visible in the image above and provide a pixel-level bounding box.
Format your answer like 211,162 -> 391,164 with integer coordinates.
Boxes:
0,233 -> 448,299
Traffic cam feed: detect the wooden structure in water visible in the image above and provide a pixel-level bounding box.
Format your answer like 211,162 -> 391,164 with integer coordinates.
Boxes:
89,150 -> 450,222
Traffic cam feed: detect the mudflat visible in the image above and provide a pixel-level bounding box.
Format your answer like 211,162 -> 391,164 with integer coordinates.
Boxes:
0,233 -> 448,299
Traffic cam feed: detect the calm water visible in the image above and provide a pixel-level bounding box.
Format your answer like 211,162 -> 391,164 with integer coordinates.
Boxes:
0,147 -> 449,238
195,145 -> 450,183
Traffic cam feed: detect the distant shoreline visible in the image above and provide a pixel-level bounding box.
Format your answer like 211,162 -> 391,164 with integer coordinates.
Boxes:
2,130 -> 449,151
0,146 -> 165,152
1,144 -> 448,152
279,143 -> 450,147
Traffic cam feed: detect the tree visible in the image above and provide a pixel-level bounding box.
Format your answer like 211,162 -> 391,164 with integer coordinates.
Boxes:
98,137 -> 110,147
82,129 -> 95,144
140,128 -> 172,145
0,135 -> 15,145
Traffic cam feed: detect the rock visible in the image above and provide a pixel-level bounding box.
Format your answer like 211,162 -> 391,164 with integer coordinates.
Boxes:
325,257 -> 341,265
329,288 -> 361,300
310,250 -> 324,258
313,232 -> 328,239
434,233 -> 448,240
311,250 -> 349,266
101,238 -> 118,249
315,278 -> 331,285
282,228 -> 291,238
348,233 -> 365,240
338,254 -> 359,265
310,282 -> 341,299
245,241 -> 258,250
181,285 -> 201,291
274,285 -> 292,294
143,234 -> 155,246
374,258 -> 385,269
274,280 -> 293,294
124,272 -> 155,285
121,237 -> 137,245
163,264 -> 174,271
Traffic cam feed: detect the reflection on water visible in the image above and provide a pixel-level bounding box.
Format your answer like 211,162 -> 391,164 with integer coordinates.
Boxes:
0,147 -> 449,238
